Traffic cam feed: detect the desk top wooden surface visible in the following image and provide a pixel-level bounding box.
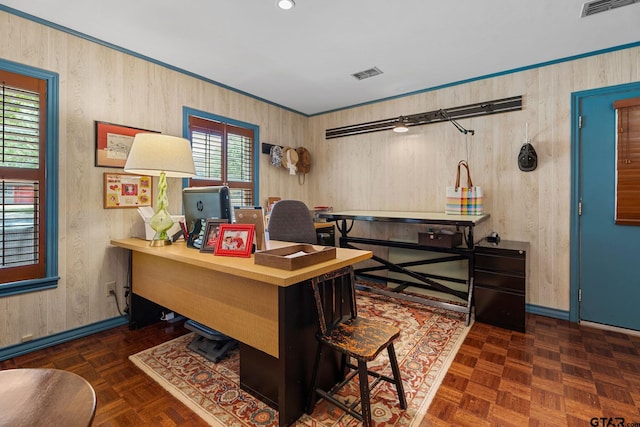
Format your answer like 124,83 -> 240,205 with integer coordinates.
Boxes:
320,210 -> 490,226
111,238 -> 371,287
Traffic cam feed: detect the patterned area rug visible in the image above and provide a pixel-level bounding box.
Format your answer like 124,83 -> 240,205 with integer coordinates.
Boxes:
129,291 -> 471,426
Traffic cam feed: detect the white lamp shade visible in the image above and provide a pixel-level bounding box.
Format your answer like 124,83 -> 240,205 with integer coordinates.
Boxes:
124,133 -> 196,177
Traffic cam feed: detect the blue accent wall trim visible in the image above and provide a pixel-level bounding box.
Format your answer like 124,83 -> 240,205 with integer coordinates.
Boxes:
0,316 -> 129,362
0,5 -> 303,117
181,107 -> 260,204
0,58 -> 60,297
313,41 -> 640,117
527,303 -> 570,321
2,4 -> 638,118
0,276 -> 60,297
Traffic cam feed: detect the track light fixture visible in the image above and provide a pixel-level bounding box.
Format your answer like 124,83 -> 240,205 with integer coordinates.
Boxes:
393,116 -> 409,133
325,96 -> 521,139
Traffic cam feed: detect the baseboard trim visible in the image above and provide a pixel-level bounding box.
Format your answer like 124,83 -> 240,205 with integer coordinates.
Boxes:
526,304 -> 570,320
0,316 -> 129,362
580,321 -> 640,336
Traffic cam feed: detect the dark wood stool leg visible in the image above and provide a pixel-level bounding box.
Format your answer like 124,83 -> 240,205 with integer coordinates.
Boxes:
357,360 -> 373,427
387,344 -> 407,409
306,344 -> 324,414
339,353 -> 348,379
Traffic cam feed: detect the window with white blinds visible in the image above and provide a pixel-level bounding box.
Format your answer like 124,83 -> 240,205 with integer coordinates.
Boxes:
614,97 -> 640,225
1,70 -> 47,283
188,115 -> 256,208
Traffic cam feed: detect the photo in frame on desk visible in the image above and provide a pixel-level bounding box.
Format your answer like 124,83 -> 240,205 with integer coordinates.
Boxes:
234,206 -> 267,251
200,219 -> 229,253
214,224 -> 255,257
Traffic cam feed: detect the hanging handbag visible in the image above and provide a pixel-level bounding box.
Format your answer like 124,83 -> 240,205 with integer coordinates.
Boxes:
445,160 -> 484,215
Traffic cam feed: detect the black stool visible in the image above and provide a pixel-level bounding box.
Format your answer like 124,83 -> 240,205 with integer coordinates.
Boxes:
306,266 -> 406,426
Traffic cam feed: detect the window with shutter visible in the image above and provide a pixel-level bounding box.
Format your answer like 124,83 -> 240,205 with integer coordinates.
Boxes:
1,62 -> 58,294
614,97 -> 640,225
186,111 -> 257,209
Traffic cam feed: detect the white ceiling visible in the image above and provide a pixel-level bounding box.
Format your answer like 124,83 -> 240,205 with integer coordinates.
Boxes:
2,0 -> 640,115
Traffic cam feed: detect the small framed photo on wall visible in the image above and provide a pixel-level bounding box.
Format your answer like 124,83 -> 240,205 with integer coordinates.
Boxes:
103,172 -> 152,208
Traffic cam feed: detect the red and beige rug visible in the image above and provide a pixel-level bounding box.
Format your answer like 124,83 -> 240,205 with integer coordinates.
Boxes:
129,291 -> 471,426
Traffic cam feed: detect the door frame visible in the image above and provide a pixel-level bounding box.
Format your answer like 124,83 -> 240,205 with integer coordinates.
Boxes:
569,81 -> 640,323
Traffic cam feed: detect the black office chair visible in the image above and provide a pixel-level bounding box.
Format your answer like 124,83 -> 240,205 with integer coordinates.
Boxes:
306,266 -> 407,426
267,200 -> 317,244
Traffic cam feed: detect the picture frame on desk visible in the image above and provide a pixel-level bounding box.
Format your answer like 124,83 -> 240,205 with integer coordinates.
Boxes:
200,219 -> 229,253
234,206 -> 267,251
215,224 -> 255,257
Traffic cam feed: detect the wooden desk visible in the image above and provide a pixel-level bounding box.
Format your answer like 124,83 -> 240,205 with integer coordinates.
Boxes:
0,368 -> 96,427
320,210 -> 490,325
111,238 -> 371,427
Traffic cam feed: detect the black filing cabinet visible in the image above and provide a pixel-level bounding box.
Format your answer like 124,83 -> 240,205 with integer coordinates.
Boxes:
474,240 -> 528,332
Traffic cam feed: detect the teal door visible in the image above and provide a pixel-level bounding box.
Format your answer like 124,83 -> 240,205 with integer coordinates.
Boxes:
577,84 -> 640,331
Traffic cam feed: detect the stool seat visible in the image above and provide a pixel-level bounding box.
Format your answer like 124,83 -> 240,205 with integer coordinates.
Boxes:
320,316 -> 400,361
0,368 -> 96,427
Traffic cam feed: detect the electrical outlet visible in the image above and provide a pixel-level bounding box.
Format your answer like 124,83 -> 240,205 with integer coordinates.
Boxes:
105,281 -> 116,297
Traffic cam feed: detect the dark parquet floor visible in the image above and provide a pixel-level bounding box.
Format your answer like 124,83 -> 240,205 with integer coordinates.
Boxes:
1,313 -> 639,426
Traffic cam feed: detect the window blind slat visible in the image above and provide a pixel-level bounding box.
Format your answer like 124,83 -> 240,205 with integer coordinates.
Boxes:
188,116 -> 255,197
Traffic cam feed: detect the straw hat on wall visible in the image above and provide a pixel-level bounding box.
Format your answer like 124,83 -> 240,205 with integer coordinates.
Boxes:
281,147 -> 299,175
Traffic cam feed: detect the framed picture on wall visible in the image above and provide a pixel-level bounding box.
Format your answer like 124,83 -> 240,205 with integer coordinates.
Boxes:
103,172 -> 153,208
95,121 -> 159,168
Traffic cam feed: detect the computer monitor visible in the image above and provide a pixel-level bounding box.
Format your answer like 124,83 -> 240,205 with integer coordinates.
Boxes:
182,186 -> 231,246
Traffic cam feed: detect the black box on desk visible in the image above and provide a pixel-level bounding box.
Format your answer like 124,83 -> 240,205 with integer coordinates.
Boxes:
418,231 -> 463,248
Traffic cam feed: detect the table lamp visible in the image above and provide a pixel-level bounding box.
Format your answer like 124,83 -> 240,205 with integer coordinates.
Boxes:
124,133 -> 196,246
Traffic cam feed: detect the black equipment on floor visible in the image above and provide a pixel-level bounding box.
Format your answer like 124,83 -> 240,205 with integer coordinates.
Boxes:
184,319 -> 237,363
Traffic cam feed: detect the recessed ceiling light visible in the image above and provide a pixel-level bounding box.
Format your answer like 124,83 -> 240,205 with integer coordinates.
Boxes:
277,0 -> 295,10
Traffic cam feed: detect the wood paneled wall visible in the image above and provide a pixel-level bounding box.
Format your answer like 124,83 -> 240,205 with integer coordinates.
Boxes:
307,47 -> 640,314
0,11 -> 308,347
1,9 -> 638,348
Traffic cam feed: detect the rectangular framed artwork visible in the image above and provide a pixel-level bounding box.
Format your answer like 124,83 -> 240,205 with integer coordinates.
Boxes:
95,121 -> 159,168
103,172 -> 153,208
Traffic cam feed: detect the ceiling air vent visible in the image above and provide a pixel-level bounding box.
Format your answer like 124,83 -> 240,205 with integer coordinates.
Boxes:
581,0 -> 640,17
351,67 -> 383,81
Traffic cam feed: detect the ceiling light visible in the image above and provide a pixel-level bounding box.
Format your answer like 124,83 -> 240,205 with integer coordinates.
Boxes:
277,0 -> 295,10
393,117 -> 409,133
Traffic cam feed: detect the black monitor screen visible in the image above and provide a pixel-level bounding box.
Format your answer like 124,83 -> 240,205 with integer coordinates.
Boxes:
182,186 -> 231,234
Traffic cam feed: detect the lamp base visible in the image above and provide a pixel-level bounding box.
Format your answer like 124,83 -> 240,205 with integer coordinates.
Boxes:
149,238 -> 172,247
